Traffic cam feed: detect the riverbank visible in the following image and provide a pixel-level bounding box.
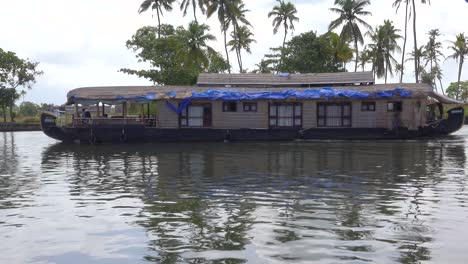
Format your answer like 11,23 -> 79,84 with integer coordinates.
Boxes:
0,122 -> 41,131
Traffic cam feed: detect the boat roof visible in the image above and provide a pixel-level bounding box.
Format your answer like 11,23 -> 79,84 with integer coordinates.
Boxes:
65,83 -> 461,105
197,72 -> 375,87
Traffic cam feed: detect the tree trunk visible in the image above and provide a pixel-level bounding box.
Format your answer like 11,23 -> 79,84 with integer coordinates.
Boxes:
2,106 -> 6,123
280,23 -> 287,70
193,2 -> 197,23
354,39 -> 359,72
351,25 -> 358,72
9,103 -> 14,122
224,28 -> 231,73
430,59 -> 435,91
237,48 -> 243,73
438,78 -> 445,95
457,59 -> 464,100
233,25 -> 242,73
412,0 -> 419,83
220,4 -> 230,74
385,59 -> 388,84
400,0 -> 409,83
157,9 -> 161,38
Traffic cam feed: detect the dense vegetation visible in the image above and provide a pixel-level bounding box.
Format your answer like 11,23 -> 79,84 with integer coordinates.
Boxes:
121,0 -> 468,101
0,48 -> 42,122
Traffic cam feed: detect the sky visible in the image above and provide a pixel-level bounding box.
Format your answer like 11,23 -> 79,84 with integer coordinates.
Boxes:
0,0 -> 467,105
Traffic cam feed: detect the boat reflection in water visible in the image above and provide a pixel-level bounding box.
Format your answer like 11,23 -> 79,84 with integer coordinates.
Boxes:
32,132 -> 468,263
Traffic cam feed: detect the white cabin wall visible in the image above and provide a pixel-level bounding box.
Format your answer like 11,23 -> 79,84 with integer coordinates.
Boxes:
302,101 -> 317,128
211,101 -> 268,129
156,100 -> 179,128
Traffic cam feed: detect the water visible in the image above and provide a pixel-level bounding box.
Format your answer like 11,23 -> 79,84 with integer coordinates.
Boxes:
1,128 -> 468,264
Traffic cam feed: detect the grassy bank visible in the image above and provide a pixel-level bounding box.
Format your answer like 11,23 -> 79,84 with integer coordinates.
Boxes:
0,116 -> 40,124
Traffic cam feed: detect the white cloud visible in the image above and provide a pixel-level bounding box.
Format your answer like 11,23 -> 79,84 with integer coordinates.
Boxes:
0,0 -> 467,104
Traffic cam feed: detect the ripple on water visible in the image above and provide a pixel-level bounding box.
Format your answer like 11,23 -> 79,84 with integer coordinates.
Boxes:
0,129 -> 468,263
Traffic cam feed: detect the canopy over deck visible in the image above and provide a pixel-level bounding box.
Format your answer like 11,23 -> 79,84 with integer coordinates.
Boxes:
197,72 -> 375,87
65,83 -> 461,105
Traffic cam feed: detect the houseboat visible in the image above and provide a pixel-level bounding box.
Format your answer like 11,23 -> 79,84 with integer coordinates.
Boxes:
40,72 -> 465,143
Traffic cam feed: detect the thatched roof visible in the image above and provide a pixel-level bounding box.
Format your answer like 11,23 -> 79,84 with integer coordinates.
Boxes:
197,72 -> 375,87
63,83 -> 456,105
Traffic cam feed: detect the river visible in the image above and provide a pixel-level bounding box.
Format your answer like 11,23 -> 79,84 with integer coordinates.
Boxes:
1,128 -> 468,263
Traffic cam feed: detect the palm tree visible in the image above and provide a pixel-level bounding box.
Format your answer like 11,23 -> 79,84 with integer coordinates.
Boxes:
406,45 -> 426,83
325,32 -> 354,69
424,29 -> 444,92
431,64 -> 444,94
177,21 -> 216,69
206,0 -> 240,73
228,25 -> 256,72
180,0 -> 206,22
225,1 -> 252,72
139,0 -> 175,38
329,0 -> 372,72
392,0 -> 410,82
447,33 -> 468,100
358,47 -> 373,72
368,20 -> 402,83
268,0 -> 299,67
411,0 -> 430,83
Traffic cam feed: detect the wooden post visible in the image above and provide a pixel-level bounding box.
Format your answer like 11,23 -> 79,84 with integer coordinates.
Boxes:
96,103 -> 100,117
102,103 -> 105,117
140,104 -> 145,125
74,103 -> 79,126
122,102 -> 127,125
147,103 -> 150,116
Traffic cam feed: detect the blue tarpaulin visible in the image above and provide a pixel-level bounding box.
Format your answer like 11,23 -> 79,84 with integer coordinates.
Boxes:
166,98 -> 192,114
184,87 -> 411,101
163,87 -> 412,114
70,87 -> 412,113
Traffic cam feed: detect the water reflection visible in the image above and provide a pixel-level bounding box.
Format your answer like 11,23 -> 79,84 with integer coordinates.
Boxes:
0,131 -> 467,263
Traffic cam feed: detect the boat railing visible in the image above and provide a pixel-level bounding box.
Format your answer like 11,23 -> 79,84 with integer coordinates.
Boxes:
72,117 -> 158,127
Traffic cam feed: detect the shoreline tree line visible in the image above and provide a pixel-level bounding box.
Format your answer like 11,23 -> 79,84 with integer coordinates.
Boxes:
123,0 -> 468,101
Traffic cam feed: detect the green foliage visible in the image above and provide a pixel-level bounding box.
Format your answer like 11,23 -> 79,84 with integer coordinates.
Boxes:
19,101 -> 39,117
329,0 -> 372,72
206,0 -> 242,73
0,48 -> 42,122
447,33 -> 468,98
180,0 -> 206,22
20,116 -> 40,123
121,23 -> 228,85
138,0 -> 176,38
258,31 -> 350,73
446,81 -> 468,102
268,0 -> 299,47
228,25 -> 255,72
367,20 -> 401,83
0,88 -> 18,122
176,21 -> 216,69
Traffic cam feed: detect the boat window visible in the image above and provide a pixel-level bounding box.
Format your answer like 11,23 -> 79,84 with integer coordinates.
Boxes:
317,102 -> 352,127
223,102 -> 237,112
269,103 -> 302,128
180,105 -> 205,127
387,101 -> 402,112
243,102 -> 257,112
361,102 -> 376,111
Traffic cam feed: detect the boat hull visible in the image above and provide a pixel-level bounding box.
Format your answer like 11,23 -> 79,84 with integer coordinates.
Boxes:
40,107 -> 465,143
